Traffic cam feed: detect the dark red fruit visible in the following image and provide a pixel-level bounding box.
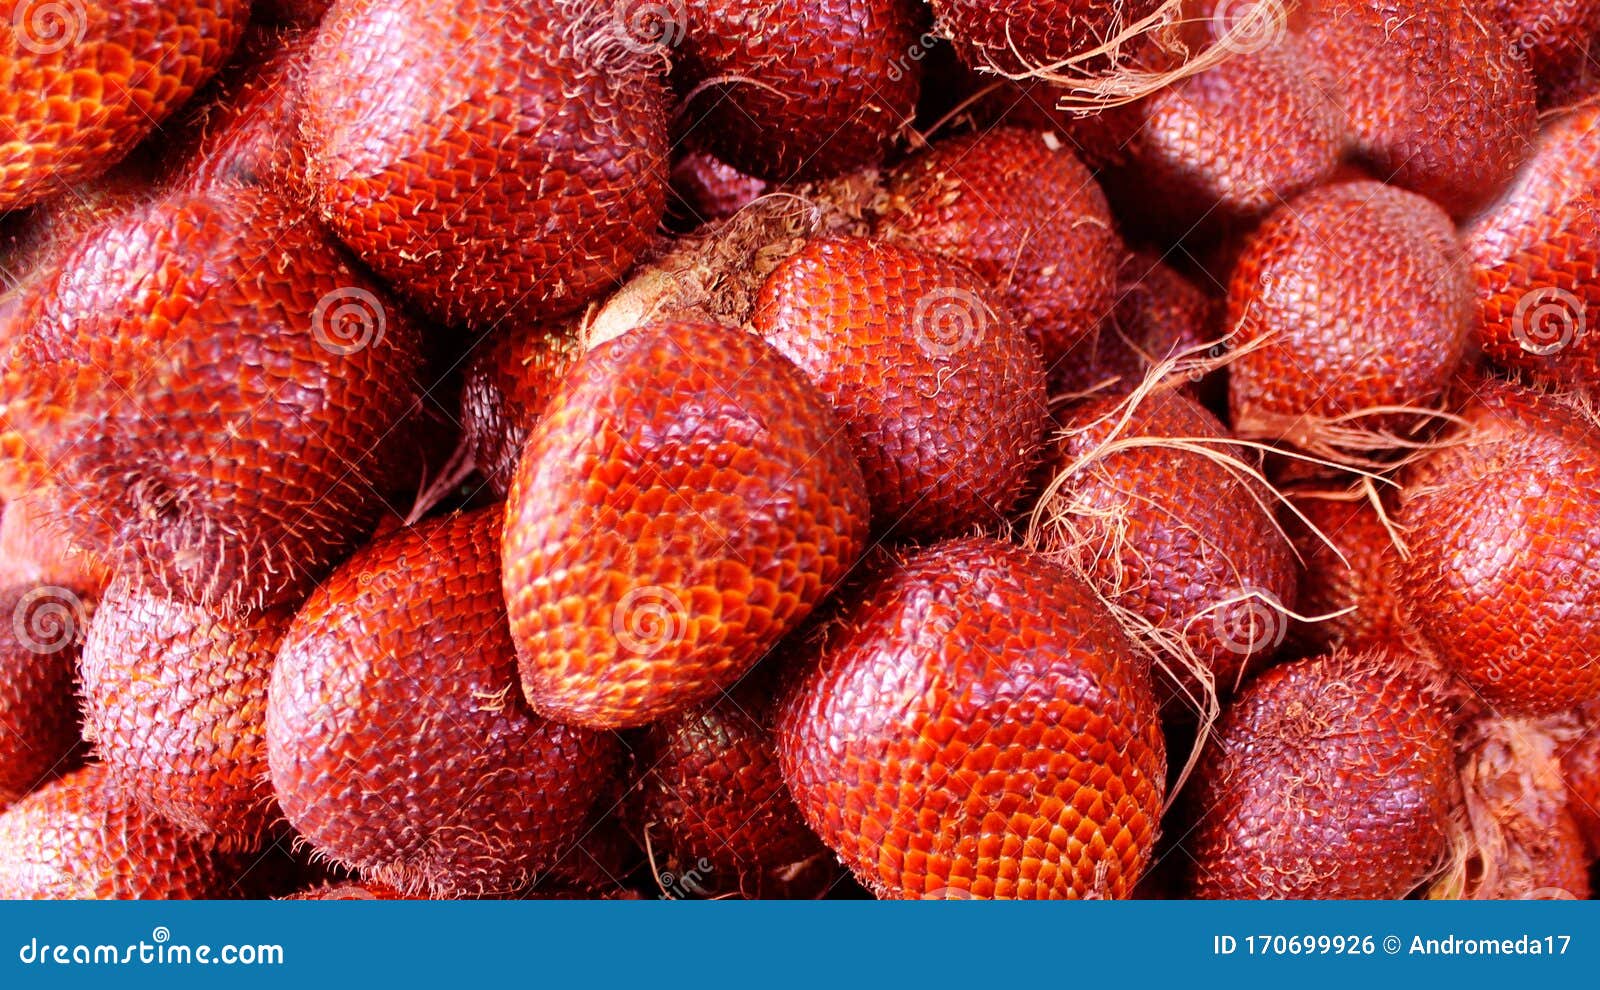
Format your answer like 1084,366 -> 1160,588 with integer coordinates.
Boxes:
666,150 -> 769,232
0,764 -> 224,899
502,321 -> 870,729
1038,388 -> 1299,712
1226,181 -> 1473,439
1486,0 -> 1600,105
1284,492 -> 1403,655
304,0 -> 670,328
1294,0 -> 1536,217
79,578 -> 286,848
626,681 -> 839,899
1183,649 -> 1456,898
930,0 -> 1168,75
0,582 -> 86,809
753,237 -> 1046,537
460,320 -> 584,497
877,128 -> 1119,365
676,0 -> 925,182
270,506 -> 619,897
1561,702 -> 1600,856
0,183 -> 425,611
0,0 -> 248,210
1464,104 -> 1600,391
777,537 -> 1166,900
1394,379 -> 1600,716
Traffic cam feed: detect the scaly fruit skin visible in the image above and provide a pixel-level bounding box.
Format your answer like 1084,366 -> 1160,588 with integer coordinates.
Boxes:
753,237 -> 1046,537
460,320 -> 585,497
1117,42 -> 1346,235
1044,389 -> 1300,712
930,0 -> 1167,74
677,0 -> 924,183
79,577 -> 286,848
0,0 -> 248,211
776,537 -> 1166,900
626,681 -> 839,899
0,765 -> 223,899
502,321 -> 870,729
1284,493 -> 1402,655
1050,250 -> 1216,398
270,507 -> 620,897
1486,0 -> 1600,105
1226,181 -> 1473,433
304,0 -> 669,328
169,25 -> 316,199
0,494 -> 111,595
0,583 -> 86,809
1464,105 -> 1600,391
0,184 -> 424,612
1395,380 -> 1600,716
1294,0 -> 1536,218
876,128 -> 1119,365
1184,650 -> 1456,899
666,150 -> 768,232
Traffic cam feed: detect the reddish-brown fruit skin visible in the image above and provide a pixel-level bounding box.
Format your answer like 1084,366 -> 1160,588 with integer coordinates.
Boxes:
270,507 -> 620,897
666,150 -> 768,232
0,184 -> 425,612
502,321 -> 871,730
1395,380 -> 1600,716
930,0 -> 1167,74
627,682 -> 840,899
1560,703 -> 1600,856
677,0 -> 925,183
877,129 -> 1119,366
1464,105 -> 1600,391
1184,650 -> 1456,898
1294,0 -> 1536,218
776,537 -> 1166,900
304,0 -> 669,328
79,578 -> 287,848
1284,494 -> 1403,655
169,25 -> 315,199
1046,389 -> 1299,709
753,237 -> 1046,537
1117,43 -> 1346,235
0,765 -> 224,899
0,583 -> 86,809
0,494 -> 112,596
256,0 -> 331,26
0,0 -> 248,211
460,321 -> 585,497
1486,0 -> 1600,105
1051,249 -> 1217,397
1226,181 -> 1473,432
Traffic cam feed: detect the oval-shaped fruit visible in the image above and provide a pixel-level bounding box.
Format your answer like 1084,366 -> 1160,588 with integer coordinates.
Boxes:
502,321 -> 871,729
1487,0 -> 1600,105
79,577 -> 286,848
0,183 -> 425,611
1116,42 -> 1346,235
0,582 -> 87,808
270,506 -> 619,897
1226,181 -> 1473,440
1284,491 -> 1402,655
1039,388 -> 1299,713
460,320 -> 584,497
876,128 -> 1119,365
752,237 -> 1046,537
1183,649 -> 1456,899
626,680 -> 839,899
1294,0 -> 1536,217
0,0 -> 248,211
776,537 -> 1166,900
1394,379 -> 1600,716
0,764 -> 223,899
666,149 -> 768,232
676,0 -> 924,183
1464,104 -> 1600,391
930,0 -> 1167,74
304,0 -> 670,328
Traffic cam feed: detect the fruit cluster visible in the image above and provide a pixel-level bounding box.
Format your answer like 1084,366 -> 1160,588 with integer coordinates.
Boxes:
0,0 -> 1597,900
